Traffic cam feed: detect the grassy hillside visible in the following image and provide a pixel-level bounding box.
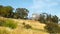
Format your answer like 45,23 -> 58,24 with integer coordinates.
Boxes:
0,17 -> 49,34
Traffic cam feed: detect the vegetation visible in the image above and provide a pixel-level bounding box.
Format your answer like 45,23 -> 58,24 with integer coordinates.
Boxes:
0,5 -> 29,19
45,23 -> 60,34
38,13 -> 60,34
0,27 -> 11,34
24,24 -> 31,29
22,22 -> 26,25
0,5 -> 60,34
38,14 -> 46,23
0,19 -> 17,29
38,13 -> 59,24
22,22 -> 32,29
0,5 -> 14,18
15,8 -> 29,19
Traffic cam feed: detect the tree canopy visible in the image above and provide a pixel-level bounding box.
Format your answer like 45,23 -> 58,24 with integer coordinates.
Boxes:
15,8 -> 29,19
38,13 -> 59,24
0,5 -> 29,19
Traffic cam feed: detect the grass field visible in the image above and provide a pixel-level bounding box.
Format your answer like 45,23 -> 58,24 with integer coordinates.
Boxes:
0,17 -> 49,34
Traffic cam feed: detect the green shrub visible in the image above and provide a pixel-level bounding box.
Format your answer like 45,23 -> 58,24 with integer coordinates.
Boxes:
0,19 -> 17,29
24,24 -> 31,29
45,23 -> 60,34
0,20 -> 4,26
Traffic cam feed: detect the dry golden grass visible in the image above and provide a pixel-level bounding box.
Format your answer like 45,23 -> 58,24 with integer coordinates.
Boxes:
0,17 -> 49,34
0,27 -> 13,34
11,19 -> 49,34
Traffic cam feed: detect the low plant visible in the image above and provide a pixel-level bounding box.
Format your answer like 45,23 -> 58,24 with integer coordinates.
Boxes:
0,19 -> 17,29
24,24 -> 31,29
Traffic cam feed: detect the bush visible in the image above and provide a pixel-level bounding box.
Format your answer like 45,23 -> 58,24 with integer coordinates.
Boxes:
45,23 -> 60,34
0,28 -> 11,34
22,22 -> 25,25
24,24 -> 31,29
0,19 -> 17,29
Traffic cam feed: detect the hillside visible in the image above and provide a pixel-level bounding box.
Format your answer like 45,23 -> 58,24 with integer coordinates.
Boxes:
0,17 -> 49,34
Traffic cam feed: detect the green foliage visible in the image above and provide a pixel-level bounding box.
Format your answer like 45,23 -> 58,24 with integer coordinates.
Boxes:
38,13 -> 59,24
0,19 -> 17,29
15,8 -> 29,19
38,14 -> 46,23
0,5 -> 14,18
52,15 -> 58,23
45,23 -> 60,34
46,14 -> 52,22
0,5 -> 29,19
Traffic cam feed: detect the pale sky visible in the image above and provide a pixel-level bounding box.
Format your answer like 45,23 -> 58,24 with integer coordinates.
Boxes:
0,0 -> 60,18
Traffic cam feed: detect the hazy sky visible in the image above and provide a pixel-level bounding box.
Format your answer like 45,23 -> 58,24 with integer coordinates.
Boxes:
0,0 -> 60,18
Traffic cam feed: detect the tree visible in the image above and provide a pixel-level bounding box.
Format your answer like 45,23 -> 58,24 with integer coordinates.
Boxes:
46,14 -> 52,23
0,6 -> 14,18
15,8 -> 29,19
45,23 -> 60,34
52,15 -> 58,23
38,14 -> 45,23
0,5 -> 4,16
3,6 -> 14,18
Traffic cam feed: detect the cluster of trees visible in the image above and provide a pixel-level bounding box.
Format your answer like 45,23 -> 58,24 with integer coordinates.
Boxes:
38,13 -> 60,34
0,5 -> 60,34
45,23 -> 60,34
0,5 -> 29,19
0,5 -> 59,23
38,13 -> 59,23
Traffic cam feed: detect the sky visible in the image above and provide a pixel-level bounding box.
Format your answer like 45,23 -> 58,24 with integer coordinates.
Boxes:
0,0 -> 60,18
